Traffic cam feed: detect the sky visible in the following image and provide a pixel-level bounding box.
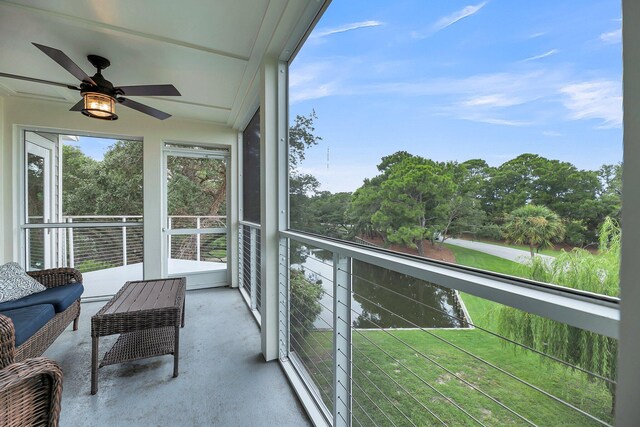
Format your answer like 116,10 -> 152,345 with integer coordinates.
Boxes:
289,0 -> 623,193
64,136 -> 122,160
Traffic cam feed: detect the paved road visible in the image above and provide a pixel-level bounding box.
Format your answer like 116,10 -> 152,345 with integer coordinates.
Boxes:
445,238 -> 555,265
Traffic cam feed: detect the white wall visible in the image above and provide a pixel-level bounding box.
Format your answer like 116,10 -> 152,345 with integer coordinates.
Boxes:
0,96 -> 237,281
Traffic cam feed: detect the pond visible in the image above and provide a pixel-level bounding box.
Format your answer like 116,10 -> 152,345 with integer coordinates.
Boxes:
293,248 -> 466,329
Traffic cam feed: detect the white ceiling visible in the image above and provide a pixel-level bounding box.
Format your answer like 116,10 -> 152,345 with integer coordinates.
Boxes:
0,0 -> 321,128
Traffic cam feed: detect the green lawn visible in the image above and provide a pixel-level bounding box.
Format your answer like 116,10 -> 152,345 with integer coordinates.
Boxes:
443,244 -> 522,331
293,329 -> 612,426
467,238 -> 570,257
444,243 -> 525,277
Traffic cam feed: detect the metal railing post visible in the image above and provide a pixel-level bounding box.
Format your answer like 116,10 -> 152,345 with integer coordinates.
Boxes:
250,226 -> 258,310
333,253 -> 352,427
168,216 -> 172,259
196,217 -> 201,261
122,217 -> 128,266
68,217 -> 75,268
238,226 -> 245,290
278,237 -> 289,358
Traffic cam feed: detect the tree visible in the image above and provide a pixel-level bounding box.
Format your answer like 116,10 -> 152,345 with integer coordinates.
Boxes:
498,218 -> 620,411
289,268 -> 323,341
289,111 -> 322,231
61,144 -> 100,215
349,152 -> 456,255
503,205 -> 565,257
96,141 -> 144,215
307,191 -> 352,238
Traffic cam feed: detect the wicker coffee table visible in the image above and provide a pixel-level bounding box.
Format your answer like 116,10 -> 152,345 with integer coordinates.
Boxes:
91,278 -> 186,395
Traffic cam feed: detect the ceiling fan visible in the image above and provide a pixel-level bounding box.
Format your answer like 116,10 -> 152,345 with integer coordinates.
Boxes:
0,42 -> 181,120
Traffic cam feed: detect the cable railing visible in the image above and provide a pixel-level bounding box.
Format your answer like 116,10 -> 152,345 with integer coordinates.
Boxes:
239,221 -> 262,322
23,215 -> 226,274
280,233 -> 618,427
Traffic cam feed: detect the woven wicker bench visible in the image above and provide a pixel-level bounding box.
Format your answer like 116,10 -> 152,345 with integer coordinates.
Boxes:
0,268 -> 82,362
91,278 -> 186,394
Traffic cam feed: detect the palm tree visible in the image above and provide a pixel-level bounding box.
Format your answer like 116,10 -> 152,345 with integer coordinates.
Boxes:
503,204 -> 565,257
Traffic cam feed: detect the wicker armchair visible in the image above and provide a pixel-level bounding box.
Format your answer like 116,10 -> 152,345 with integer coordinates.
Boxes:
0,316 -> 63,427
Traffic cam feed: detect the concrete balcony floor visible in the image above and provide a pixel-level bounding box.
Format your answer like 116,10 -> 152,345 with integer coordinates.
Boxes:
45,287 -> 311,426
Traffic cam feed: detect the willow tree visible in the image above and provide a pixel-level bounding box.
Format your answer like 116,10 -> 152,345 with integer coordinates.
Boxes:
498,217 -> 620,412
503,204 -> 565,257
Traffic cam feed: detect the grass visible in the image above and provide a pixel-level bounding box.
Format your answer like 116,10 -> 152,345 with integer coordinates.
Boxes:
444,243 -> 525,277
467,238 -> 571,257
294,328 -> 613,426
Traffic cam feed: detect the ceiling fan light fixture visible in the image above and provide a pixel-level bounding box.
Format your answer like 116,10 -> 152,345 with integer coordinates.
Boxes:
81,92 -> 117,120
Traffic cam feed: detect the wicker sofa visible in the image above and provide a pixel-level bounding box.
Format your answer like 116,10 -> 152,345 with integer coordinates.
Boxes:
0,267 -> 83,362
0,315 -> 63,426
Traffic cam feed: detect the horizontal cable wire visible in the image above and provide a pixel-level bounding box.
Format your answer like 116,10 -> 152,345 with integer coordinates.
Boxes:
287,330 -> 334,391
284,246 -> 614,385
335,350 -> 417,427
347,326 -> 486,426
286,332 -> 335,398
353,329 -> 486,427
340,267 -> 615,385
341,285 -> 611,427
341,346 -> 447,426
289,302 -> 446,426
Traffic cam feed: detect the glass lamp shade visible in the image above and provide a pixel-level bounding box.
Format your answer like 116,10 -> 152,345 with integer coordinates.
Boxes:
82,92 -> 118,120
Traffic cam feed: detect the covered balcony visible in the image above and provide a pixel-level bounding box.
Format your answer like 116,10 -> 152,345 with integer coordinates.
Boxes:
1,1 -> 640,426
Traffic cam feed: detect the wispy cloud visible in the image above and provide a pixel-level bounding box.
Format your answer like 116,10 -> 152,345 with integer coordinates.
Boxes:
460,116 -> 532,126
560,80 -> 622,128
527,32 -> 546,39
311,21 -> 383,39
522,49 -> 559,62
600,29 -> 621,44
542,130 -> 563,137
289,61 -> 342,103
433,2 -> 487,32
412,2 -> 487,39
462,94 -> 523,108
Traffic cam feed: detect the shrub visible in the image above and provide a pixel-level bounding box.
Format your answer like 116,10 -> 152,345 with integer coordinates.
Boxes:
290,268 -> 323,341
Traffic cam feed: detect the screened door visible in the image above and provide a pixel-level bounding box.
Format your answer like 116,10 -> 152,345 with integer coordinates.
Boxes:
163,148 -> 229,289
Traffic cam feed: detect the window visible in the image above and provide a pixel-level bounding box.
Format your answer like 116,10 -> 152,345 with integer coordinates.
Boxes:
242,109 -> 261,224
288,0 -> 622,298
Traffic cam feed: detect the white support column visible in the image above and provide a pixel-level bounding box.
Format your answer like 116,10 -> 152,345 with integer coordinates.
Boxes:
617,0 -> 640,423
333,254 -> 352,427
260,56 -> 284,361
230,136 -> 241,288
143,137 -> 163,280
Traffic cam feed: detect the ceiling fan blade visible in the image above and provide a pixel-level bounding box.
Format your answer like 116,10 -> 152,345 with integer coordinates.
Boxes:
32,42 -> 96,85
0,72 -> 80,90
69,99 -> 84,111
117,84 -> 181,96
119,97 -> 171,120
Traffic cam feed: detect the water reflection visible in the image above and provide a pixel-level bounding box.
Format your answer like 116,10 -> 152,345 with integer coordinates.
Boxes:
295,248 -> 466,329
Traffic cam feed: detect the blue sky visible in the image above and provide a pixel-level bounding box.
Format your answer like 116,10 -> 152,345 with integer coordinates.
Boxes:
65,136 -> 119,160
289,0 -> 622,193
